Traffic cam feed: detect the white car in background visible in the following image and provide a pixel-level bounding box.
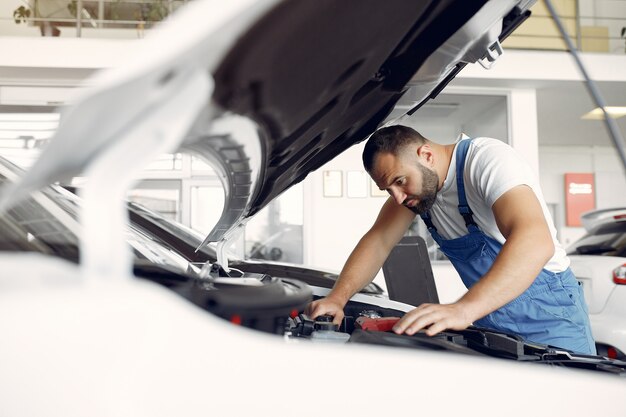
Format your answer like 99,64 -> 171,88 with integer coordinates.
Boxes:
568,207 -> 626,359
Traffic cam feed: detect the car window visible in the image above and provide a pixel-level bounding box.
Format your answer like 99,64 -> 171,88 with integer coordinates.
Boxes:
567,222 -> 626,257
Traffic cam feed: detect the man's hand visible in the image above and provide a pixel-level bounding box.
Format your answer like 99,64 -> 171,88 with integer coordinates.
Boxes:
305,297 -> 345,326
392,302 -> 473,336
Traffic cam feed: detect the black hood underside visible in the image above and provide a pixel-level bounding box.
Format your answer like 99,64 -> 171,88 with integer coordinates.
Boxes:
213,0 -> 489,216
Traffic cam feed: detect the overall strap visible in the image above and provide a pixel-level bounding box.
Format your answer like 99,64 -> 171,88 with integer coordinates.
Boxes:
455,139 -> 478,230
420,210 -> 437,232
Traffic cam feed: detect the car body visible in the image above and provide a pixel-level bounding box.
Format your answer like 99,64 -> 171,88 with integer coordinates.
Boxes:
1,1 -> 626,416
568,207 -> 626,359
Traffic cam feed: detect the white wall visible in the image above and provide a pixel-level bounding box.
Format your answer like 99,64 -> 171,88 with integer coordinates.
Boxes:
508,88 -> 540,174
0,37 -> 136,70
462,96 -> 509,141
303,141 -> 389,288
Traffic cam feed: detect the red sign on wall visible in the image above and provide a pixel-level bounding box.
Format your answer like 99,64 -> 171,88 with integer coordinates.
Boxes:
565,173 -> 595,227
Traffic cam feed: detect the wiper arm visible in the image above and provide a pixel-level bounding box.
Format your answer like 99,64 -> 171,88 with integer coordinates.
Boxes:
459,327 -> 626,375
456,327 -> 543,361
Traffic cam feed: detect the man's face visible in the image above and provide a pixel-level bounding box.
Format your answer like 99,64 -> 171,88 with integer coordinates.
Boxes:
371,149 -> 439,215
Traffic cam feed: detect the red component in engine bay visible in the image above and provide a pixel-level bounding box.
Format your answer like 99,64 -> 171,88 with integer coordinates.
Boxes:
355,316 -> 401,332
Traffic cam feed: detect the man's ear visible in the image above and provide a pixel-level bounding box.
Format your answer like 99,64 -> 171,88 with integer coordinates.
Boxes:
416,144 -> 434,166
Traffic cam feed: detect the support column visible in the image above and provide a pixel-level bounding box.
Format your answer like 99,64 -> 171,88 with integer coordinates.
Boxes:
509,88 -> 540,174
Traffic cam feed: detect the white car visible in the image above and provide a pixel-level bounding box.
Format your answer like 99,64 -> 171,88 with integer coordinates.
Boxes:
1,1 -> 626,416
568,207 -> 626,359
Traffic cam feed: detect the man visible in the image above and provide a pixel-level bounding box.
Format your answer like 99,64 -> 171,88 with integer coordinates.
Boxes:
307,125 -> 595,354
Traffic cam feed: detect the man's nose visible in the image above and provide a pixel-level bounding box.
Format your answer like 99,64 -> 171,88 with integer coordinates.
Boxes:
389,188 -> 405,205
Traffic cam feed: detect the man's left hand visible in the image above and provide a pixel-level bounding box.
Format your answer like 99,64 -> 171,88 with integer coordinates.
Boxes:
392,302 -> 473,336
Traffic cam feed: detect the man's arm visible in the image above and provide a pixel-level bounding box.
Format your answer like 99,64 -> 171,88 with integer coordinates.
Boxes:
392,184 -> 554,336
306,197 -> 415,324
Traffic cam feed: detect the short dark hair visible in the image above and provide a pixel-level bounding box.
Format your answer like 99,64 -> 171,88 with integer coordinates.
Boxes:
362,125 -> 426,172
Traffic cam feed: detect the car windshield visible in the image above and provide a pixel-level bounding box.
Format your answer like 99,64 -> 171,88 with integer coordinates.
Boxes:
0,176 -> 80,261
567,222 -> 626,257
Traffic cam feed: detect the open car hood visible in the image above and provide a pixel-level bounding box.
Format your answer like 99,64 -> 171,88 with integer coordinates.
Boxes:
0,0 -> 535,254
198,0 -> 535,248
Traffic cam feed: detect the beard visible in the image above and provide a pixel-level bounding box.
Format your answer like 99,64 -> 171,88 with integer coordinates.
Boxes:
405,163 -> 439,215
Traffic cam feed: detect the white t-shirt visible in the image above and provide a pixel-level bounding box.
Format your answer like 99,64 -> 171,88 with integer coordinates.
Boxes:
427,136 -> 569,273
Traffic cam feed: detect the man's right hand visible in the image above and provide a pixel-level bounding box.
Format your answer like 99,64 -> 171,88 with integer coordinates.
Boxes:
305,297 -> 345,326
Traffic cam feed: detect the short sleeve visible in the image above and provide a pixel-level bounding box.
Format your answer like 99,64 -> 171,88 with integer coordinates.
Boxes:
467,139 -> 536,208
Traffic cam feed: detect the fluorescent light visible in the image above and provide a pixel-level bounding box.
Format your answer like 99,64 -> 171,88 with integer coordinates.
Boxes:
581,106 -> 626,120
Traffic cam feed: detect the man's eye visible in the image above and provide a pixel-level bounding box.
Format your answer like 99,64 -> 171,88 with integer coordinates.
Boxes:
396,178 -> 404,185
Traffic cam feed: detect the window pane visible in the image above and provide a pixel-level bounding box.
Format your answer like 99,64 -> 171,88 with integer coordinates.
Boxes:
190,185 -> 225,235
127,180 -> 181,221
244,184 -> 303,263
143,153 -> 182,171
191,156 -> 217,173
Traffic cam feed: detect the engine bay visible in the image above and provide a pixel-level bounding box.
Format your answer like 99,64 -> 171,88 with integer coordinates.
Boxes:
139,264 -> 626,376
